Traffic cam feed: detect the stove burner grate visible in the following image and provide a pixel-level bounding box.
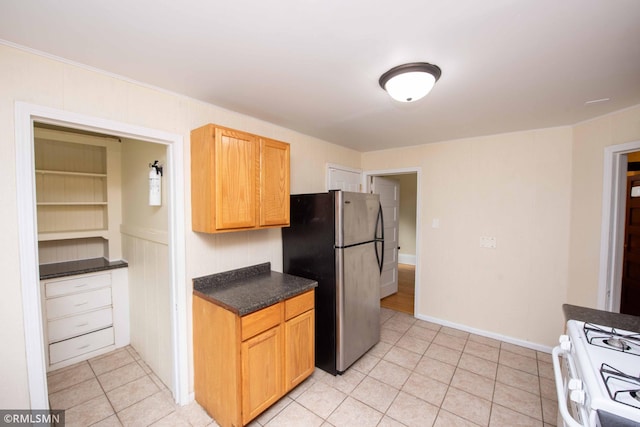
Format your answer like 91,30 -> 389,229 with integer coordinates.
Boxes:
604,337 -> 632,351
584,323 -> 640,356
600,363 -> 640,410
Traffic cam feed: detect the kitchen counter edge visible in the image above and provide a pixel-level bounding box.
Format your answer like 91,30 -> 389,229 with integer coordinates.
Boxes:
562,304 -> 640,332
40,257 -> 128,280
193,262 -> 318,316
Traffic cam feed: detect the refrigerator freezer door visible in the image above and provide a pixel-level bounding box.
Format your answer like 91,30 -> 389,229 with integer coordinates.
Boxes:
336,191 -> 381,247
336,242 -> 381,372
283,192 -> 338,374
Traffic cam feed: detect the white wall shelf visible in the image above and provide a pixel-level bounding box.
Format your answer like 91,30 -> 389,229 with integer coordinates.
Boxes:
34,127 -> 122,262
35,170 -> 107,178
37,202 -> 108,206
38,230 -> 109,242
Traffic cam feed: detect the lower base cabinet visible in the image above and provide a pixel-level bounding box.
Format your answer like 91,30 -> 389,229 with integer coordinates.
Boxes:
284,308 -> 314,390
193,290 -> 314,427
241,325 -> 282,424
41,268 -> 129,371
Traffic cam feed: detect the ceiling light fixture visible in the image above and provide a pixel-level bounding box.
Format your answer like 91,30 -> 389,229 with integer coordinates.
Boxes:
379,62 -> 442,103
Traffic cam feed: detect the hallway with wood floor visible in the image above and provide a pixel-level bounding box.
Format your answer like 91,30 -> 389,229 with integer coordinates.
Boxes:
380,264 -> 415,315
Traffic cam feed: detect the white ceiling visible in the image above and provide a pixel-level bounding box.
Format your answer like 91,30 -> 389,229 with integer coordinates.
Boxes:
1,0 -> 639,152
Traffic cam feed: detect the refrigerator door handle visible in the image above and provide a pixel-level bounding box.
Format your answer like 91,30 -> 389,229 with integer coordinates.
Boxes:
375,202 -> 384,240
375,202 -> 385,274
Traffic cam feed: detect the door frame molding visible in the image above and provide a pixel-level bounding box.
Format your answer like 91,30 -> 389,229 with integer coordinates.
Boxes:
363,167 -> 421,315
598,140 -> 640,311
326,163 -> 362,192
15,102 -> 188,408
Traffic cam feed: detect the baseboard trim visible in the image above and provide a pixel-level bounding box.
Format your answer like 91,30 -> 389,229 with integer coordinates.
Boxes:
398,254 -> 416,265
414,313 -> 553,354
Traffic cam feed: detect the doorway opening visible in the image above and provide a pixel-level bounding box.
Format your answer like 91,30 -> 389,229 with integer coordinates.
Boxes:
15,103 -> 188,409
365,168 -> 420,316
618,151 -> 640,315
599,140 -> 640,313
381,263 -> 416,315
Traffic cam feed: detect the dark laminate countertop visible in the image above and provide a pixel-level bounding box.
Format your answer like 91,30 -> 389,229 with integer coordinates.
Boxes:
193,262 -> 318,316
40,257 -> 128,280
563,304 -> 640,332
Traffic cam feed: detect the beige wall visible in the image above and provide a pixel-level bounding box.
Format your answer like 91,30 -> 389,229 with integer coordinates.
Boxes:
121,138 -> 168,231
3,41 -> 640,409
363,128 -> 573,347
0,44 -> 360,408
398,174 -> 417,259
120,138 -> 172,388
568,105 -> 640,307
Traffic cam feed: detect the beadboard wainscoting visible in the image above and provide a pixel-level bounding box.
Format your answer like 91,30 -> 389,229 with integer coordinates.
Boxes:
121,225 -> 173,391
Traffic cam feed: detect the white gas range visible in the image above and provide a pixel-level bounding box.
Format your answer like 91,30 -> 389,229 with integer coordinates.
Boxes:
552,320 -> 640,427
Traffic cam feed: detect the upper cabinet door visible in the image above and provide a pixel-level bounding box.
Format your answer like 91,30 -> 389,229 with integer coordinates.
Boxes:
215,127 -> 258,230
260,138 -> 290,227
190,124 -> 290,233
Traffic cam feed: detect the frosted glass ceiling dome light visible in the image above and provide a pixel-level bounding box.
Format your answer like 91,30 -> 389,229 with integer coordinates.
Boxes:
379,62 -> 442,103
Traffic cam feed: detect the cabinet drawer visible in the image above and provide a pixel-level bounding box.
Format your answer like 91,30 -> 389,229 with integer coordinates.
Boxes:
49,327 -> 114,364
285,290 -> 314,320
241,303 -> 282,341
45,273 -> 111,298
48,307 -> 113,343
46,287 -> 112,320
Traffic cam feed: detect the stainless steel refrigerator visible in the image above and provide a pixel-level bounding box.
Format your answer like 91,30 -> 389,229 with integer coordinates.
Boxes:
282,190 -> 383,375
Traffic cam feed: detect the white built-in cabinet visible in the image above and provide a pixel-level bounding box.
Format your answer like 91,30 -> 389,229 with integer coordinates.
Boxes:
34,127 -> 128,370
34,127 -> 122,261
41,269 -> 129,371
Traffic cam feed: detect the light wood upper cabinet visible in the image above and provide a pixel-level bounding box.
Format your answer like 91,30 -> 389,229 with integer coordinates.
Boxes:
215,127 -> 257,230
191,124 -> 290,233
259,138 -> 290,227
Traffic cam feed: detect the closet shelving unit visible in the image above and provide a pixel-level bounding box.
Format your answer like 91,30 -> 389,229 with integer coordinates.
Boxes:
34,127 -> 127,371
34,127 -> 122,260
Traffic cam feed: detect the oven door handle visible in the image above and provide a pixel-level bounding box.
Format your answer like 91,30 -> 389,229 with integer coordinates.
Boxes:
552,346 -> 586,427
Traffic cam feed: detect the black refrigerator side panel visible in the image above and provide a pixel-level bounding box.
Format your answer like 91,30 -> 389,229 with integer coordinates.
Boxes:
282,192 -> 337,374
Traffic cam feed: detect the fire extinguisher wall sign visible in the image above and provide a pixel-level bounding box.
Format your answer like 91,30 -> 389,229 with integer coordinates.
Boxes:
149,160 -> 163,206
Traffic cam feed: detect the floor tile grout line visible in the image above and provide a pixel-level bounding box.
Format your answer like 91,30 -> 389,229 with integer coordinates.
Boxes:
382,317 -> 463,426
87,355 -> 120,426
109,346 -> 181,426
46,361 -> 92,395
48,345 -> 174,427
54,311 -> 556,427
362,312 -> 551,426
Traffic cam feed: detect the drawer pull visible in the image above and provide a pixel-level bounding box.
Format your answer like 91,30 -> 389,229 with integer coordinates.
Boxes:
77,344 -> 90,350
76,322 -> 89,327
74,283 -> 88,288
74,301 -> 89,307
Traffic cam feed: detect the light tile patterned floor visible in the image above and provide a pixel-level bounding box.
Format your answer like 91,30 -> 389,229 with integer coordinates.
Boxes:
48,308 -> 558,426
